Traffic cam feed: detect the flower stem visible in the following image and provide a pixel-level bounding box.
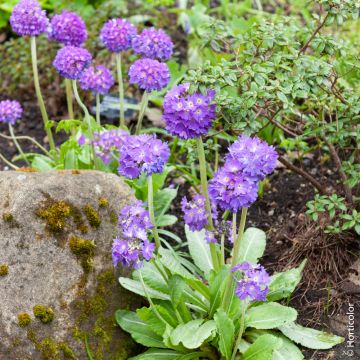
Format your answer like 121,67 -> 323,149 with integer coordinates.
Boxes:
96,93 -> 101,126
197,136 -> 219,271
65,78 -> 74,119
30,36 -> 56,156
0,152 -> 18,170
0,133 -> 50,156
231,301 -> 247,360
9,124 -> 30,166
148,174 -> 161,250
116,53 -> 125,128
222,208 -> 248,312
135,91 -> 149,134
72,80 -> 91,129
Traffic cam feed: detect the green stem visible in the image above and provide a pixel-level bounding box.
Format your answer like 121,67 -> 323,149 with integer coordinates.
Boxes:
72,80 -> 91,129
231,302 -> 247,360
214,136 -> 219,172
222,208 -> 248,311
135,91 -> 149,134
30,36 -> 56,155
254,0 -> 263,11
220,234 -> 225,266
148,175 -> 161,250
197,137 -> 219,271
116,53 -> 125,127
65,79 -> 74,119
96,93 -> 101,126
9,124 -> 30,166
0,133 -> 50,156
0,152 -> 18,169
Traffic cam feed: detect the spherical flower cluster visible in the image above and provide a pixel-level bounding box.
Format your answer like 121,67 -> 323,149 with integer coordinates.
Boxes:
10,0 -> 49,37
53,46 -> 92,80
48,11 -> 87,46
226,135 -> 278,181
92,129 -> 129,165
204,220 -> 233,244
118,134 -> 170,179
0,100 -> 23,125
232,262 -> 270,302
132,27 -> 173,61
181,195 -> 208,232
79,65 -> 115,95
128,59 -> 170,92
100,18 -> 137,53
112,200 -> 155,269
163,83 -> 216,139
209,136 -> 278,212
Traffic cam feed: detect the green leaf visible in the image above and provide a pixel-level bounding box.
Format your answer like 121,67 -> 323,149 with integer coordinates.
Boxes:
271,334 -> 304,360
31,155 -> 55,171
133,261 -> 169,294
156,214 -> 178,227
129,349 -> 186,359
154,188 -> 178,218
214,309 -> 234,360
119,277 -> 170,300
170,320 -> 217,349
241,334 -> 282,360
185,225 -> 213,278
209,266 -> 228,317
115,310 -> 166,348
159,248 -> 196,280
278,322 -> 344,350
245,303 -> 297,330
136,306 -> 167,337
238,228 -> 266,264
168,275 -> 187,308
267,260 -> 306,301
56,119 -> 82,133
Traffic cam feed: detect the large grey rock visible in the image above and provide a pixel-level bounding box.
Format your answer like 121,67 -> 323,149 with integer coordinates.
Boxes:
0,170 -> 141,359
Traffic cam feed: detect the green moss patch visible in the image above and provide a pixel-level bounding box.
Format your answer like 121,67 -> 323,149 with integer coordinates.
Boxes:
0,264 -> 9,276
83,204 -> 101,229
2,212 -> 13,222
33,305 -> 54,324
18,312 -> 31,327
98,197 -> 109,208
69,236 -> 95,273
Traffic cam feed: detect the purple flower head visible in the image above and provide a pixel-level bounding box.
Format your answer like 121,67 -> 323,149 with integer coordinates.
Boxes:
100,18 -> 137,53
163,83 -> 216,139
181,194 -> 208,232
208,164 -> 258,213
10,0 -> 49,37
48,11 -> 87,46
132,27 -> 173,61
79,65 -> 115,95
118,134 -> 170,179
205,230 -> 217,244
112,200 -> 155,269
232,262 -> 270,302
0,100 -> 23,125
92,129 -> 129,165
53,46 -> 92,80
128,58 -> 170,92
226,135 -> 278,181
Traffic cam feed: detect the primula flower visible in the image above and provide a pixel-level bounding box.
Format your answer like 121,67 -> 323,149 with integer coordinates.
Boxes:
48,11 -> 87,46
92,129 -> 129,165
128,58 -> 170,92
53,46 -> 92,80
112,200 -> 155,268
100,18 -> 137,53
226,135 -> 278,181
118,134 -> 170,179
10,0 -> 49,37
163,83 -> 216,139
132,27 -> 173,61
79,65 -> 115,95
0,100 -> 23,125
181,194 -> 208,232
209,164 -> 259,212
232,262 -> 270,302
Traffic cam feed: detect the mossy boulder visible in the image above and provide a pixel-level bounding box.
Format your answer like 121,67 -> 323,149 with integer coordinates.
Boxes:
0,170 -> 141,359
